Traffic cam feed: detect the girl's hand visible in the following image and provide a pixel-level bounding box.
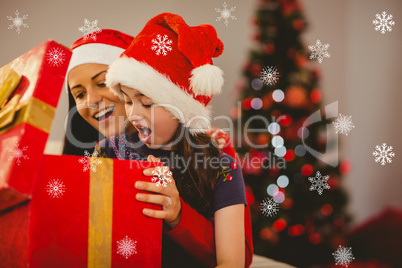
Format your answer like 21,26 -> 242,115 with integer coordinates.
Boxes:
135,155 -> 181,228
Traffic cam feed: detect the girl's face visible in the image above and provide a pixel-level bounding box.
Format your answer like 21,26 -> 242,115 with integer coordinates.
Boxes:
119,85 -> 179,150
68,63 -> 135,137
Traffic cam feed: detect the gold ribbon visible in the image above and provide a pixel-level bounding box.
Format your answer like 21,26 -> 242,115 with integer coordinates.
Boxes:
0,68 -> 21,108
0,68 -> 55,135
88,158 -> 113,268
0,69 -> 21,129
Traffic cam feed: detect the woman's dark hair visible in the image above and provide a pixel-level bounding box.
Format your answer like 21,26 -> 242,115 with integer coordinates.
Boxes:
62,88 -> 104,155
171,124 -> 221,217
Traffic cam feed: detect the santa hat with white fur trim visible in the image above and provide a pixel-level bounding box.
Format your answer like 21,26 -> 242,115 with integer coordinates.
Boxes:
66,29 -> 134,91
106,13 -> 224,135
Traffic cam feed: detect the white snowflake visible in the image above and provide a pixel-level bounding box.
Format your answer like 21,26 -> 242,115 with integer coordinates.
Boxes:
260,197 -> 279,217
308,39 -> 330,64
46,47 -> 66,67
308,171 -> 330,195
151,34 -> 172,56
372,143 -> 395,166
333,114 -> 355,136
373,11 -> 395,34
332,245 -> 355,267
46,179 -> 66,198
78,150 -> 102,172
7,10 -> 28,34
260,66 -> 280,86
117,235 -> 137,259
151,166 -> 172,187
78,19 -> 102,41
215,2 -> 237,26
7,142 -> 28,165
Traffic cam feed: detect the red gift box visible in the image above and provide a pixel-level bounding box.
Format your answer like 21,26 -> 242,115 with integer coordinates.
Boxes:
0,41 -> 163,267
29,155 -> 162,267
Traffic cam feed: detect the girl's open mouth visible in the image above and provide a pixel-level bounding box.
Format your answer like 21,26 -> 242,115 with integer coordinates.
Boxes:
93,105 -> 115,122
138,126 -> 152,143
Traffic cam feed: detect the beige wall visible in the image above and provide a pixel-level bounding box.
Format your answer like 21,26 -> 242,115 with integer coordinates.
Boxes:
1,0 -> 401,227
302,0 -> 402,226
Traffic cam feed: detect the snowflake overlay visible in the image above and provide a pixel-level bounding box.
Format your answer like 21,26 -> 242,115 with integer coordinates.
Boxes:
372,143 -> 395,166
78,150 -> 102,172
117,235 -> 137,259
308,171 -> 330,195
46,47 -> 66,67
333,114 -> 355,136
151,34 -> 172,56
373,11 -> 395,34
7,142 -> 28,165
308,39 -> 330,64
7,10 -> 28,34
78,19 -> 102,41
151,166 -> 173,187
260,197 -> 279,217
260,66 -> 280,86
46,179 -> 66,198
215,2 -> 237,26
332,245 -> 355,267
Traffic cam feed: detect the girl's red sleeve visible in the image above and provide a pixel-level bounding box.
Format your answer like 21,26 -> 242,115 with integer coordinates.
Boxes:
164,197 -> 253,267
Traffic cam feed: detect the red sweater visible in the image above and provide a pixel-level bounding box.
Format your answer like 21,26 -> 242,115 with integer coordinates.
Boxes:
164,197 -> 253,267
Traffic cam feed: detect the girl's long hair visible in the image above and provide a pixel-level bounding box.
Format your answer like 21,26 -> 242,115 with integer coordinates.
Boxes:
171,123 -> 221,217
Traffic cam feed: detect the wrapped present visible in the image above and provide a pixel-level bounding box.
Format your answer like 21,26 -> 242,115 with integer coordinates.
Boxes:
29,155 -> 162,267
1,154 -> 163,267
0,41 -> 163,267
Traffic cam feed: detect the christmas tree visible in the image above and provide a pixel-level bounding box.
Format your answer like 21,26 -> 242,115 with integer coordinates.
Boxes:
231,0 -> 351,266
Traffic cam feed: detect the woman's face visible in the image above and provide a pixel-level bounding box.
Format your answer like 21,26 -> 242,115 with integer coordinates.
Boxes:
119,85 -> 179,150
68,63 -> 135,137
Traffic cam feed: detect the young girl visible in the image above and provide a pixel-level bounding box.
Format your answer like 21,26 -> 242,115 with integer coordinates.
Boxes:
95,13 -> 252,267
64,29 -> 136,155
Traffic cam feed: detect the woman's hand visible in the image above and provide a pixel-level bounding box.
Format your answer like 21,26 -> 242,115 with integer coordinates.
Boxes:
135,155 -> 181,228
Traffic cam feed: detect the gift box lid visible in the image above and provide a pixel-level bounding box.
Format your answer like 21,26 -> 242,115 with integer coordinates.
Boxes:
0,40 -> 72,211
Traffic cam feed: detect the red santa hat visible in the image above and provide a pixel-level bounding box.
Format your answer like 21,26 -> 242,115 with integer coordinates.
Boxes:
66,29 -> 134,91
106,13 -> 224,135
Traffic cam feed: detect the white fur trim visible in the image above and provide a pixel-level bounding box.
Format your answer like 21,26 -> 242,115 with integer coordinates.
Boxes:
67,43 -> 125,74
190,64 -> 224,96
65,43 -> 124,93
106,57 -> 212,134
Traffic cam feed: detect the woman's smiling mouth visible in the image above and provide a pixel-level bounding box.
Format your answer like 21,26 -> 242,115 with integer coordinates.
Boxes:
93,105 -> 115,122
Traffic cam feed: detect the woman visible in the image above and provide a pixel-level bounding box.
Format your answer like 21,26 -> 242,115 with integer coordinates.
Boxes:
63,29 -> 136,155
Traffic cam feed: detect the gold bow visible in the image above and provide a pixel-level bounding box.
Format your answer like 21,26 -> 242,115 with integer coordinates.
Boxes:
0,67 -> 55,135
0,69 -> 21,129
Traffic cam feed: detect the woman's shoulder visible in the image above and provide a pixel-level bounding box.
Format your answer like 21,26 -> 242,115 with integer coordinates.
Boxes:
95,135 -> 117,150
94,135 -> 117,158
95,136 -> 110,150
